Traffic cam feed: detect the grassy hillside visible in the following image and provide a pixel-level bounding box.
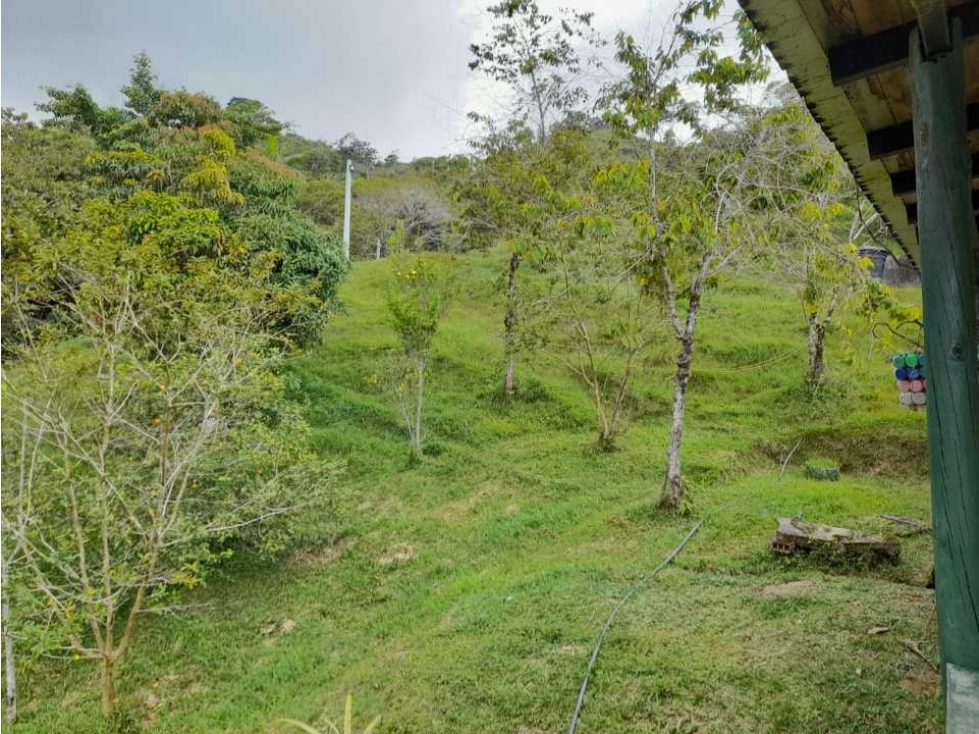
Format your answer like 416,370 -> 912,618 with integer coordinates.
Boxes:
18,249 -> 938,733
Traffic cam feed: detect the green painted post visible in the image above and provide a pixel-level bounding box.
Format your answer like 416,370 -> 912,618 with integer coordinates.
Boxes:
911,20 -> 979,731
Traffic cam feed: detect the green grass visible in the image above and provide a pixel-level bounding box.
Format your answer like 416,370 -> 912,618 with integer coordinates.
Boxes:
14,249 -> 939,733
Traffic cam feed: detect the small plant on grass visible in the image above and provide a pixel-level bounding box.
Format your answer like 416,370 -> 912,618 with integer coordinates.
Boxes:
804,457 -> 841,481
277,693 -> 380,734
386,254 -> 450,462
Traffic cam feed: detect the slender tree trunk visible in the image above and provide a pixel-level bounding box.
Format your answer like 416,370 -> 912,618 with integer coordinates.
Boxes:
412,359 -> 426,460
2,557 -> 16,724
806,315 -> 826,391
502,252 -> 521,398
660,274 -> 707,512
661,336 -> 694,510
597,425 -> 615,452
376,237 -> 382,260
100,655 -> 116,717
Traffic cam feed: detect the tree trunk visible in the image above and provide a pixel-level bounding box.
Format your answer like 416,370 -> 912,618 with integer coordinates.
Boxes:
661,337 -> 694,511
100,656 -> 116,717
412,359 -> 426,460
597,427 -> 616,453
502,252 -> 521,398
806,316 -> 826,391
659,271 -> 707,512
2,557 -> 16,723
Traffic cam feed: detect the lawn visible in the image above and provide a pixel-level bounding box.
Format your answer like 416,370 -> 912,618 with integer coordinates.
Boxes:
15,249 -> 939,733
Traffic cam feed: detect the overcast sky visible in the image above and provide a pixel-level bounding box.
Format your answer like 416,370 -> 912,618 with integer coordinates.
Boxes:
2,0 -> 753,159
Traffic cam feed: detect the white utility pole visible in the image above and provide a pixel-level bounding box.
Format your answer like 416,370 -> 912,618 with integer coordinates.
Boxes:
342,159 -> 353,261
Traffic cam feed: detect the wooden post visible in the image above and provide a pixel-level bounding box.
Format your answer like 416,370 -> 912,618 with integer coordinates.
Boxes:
911,20 -> 979,731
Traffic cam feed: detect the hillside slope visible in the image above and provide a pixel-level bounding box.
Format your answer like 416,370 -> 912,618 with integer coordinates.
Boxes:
19,250 -> 938,734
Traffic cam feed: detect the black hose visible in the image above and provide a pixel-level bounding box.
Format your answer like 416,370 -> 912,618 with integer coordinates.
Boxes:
567,520 -> 703,734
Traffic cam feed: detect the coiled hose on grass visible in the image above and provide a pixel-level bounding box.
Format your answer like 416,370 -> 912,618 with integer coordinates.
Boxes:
567,520 -> 703,734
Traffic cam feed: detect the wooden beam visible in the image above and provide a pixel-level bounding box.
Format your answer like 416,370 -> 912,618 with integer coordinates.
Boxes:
829,2 -> 979,85
917,0 -> 951,58
868,102 -> 979,159
911,21 -> 979,729
907,190 -> 979,223
891,154 -> 979,196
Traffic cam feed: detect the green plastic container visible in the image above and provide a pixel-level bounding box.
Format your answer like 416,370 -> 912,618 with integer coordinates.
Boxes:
892,354 -> 907,368
904,353 -> 920,368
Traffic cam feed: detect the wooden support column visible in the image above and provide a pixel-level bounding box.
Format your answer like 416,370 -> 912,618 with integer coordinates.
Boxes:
911,20 -> 979,732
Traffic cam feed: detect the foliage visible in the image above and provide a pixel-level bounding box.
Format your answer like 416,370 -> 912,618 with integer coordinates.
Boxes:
468,0 -> 602,144
761,100 -> 879,390
595,1 -> 770,510
385,255 -> 451,460
147,89 -> 223,129
1,55 -> 348,718
8,54 -> 346,346
224,97 -> 284,149
1,113 -> 94,350
1,187 -> 338,715
297,178 -> 346,226
335,133 -> 379,170
276,694 -> 380,734
280,134 -> 344,176
121,51 -> 161,116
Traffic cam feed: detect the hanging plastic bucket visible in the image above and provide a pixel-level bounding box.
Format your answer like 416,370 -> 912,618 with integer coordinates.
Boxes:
904,353 -> 920,368
900,392 -> 914,406
911,392 -> 927,406
910,379 -> 925,392
897,379 -> 912,392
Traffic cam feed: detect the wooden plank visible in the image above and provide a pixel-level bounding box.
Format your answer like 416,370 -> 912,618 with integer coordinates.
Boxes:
891,153 -> 979,195
911,18 -> 979,715
869,101 -> 979,159
829,1 -> 979,85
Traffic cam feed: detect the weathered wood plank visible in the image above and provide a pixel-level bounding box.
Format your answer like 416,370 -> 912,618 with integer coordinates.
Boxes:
911,18 -> 979,718
771,518 -> 900,562
891,153 -> 979,196
828,2 -> 979,85
868,101 -> 979,159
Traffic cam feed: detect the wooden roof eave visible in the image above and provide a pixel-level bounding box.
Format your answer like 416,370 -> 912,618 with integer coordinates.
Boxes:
738,0 -> 922,265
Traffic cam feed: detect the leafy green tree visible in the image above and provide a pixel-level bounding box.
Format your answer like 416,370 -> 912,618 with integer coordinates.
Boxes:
121,51 -> 161,116
534,148 -> 665,450
1,112 -> 94,353
455,138 -> 550,397
335,132 -> 379,170
36,85 -> 132,143
148,89 -> 223,128
469,0 -> 601,145
599,1 -> 768,510
386,255 -> 451,461
297,178 -> 346,225
466,0 -> 602,398
1,190 -> 337,717
225,97 -> 284,148
761,101 -> 880,390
